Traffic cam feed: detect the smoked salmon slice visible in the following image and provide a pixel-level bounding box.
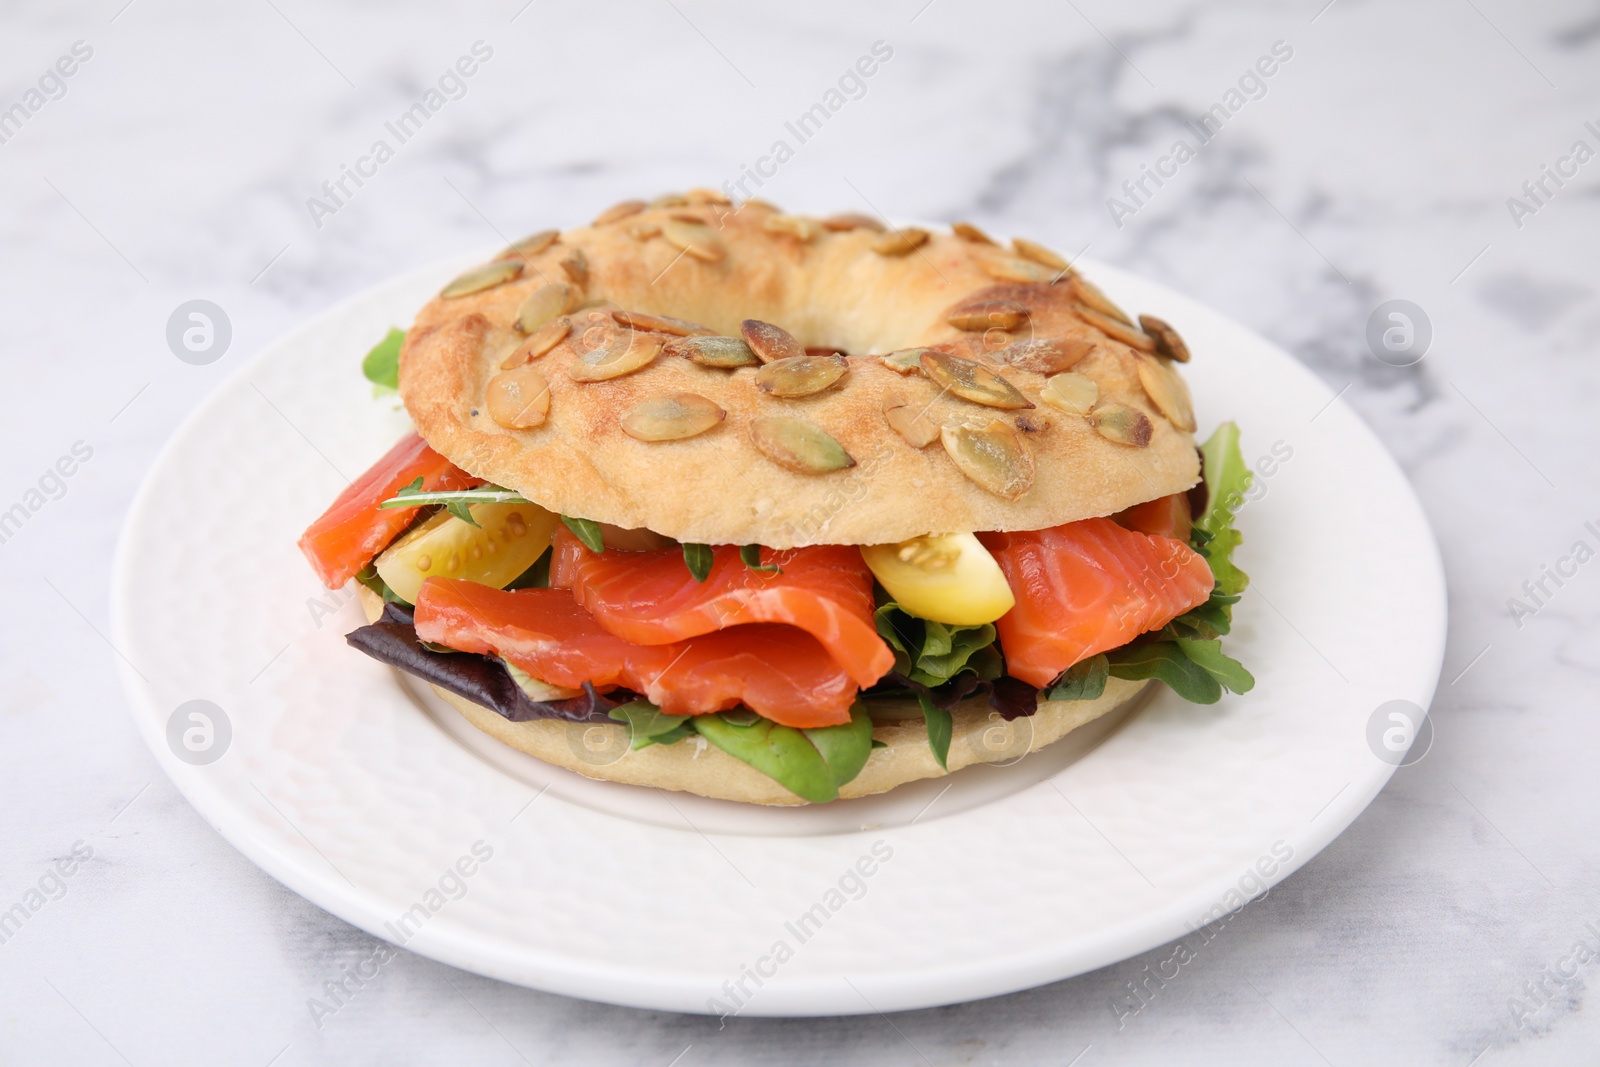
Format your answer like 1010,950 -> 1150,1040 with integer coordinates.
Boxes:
414,578 -> 856,727
980,518 -> 1214,688
298,432 -> 481,589
1113,492 -> 1192,542
550,531 -> 894,689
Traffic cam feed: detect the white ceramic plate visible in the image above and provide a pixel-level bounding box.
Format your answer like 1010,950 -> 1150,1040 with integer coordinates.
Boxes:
112,253 -> 1446,1016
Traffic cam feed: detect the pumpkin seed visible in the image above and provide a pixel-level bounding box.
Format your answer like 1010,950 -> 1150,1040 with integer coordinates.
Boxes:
497,229 -> 558,262
662,219 -> 725,262
763,214 -> 822,242
755,355 -> 848,398
982,256 -> 1054,284
1138,314 -> 1191,362
1073,304 -> 1156,352
560,248 -> 589,288
940,419 -> 1036,499
1135,356 -> 1197,431
882,396 -> 940,447
667,209 -> 708,224
567,333 -> 663,382
651,193 -> 688,208
485,366 -> 551,429
501,316 -> 572,369
630,220 -> 663,240
821,213 -> 884,232
946,298 -> 1030,332
881,348 -> 929,375
951,221 -> 996,244
1091,404 -> 1153,447
686,187 -> 732,205
740,319 -> 804,363
514,281 -> 579,334
920,350 -> 1033,409
1039,371 -> 1098,415
594,200 -> 646,226
750,416 -> 855,473
666,335 -> 760,368
1012,237 -> 1069,272
612,309 -> 713,337
1067,274 -> 1133,325
441,259 -> 523,298
621,393 -> 725,441
872,227 -> 929,256
998,337 -> 1092,375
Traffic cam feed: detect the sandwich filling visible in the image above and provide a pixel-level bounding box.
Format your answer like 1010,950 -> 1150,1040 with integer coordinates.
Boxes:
300,339 -> 1254,802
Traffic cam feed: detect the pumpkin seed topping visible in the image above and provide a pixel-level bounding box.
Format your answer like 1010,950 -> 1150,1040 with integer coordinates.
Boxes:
1136,356 -> 1197,431
662,219 -> 725,262
740,319 -> 805,363
940,418 -> 1036,499
1039,371 -> 1098,415
750,416 -> 855,473
981,256 -> 1054,284
1091,404 -> 1153,447
882,395 -> 940,447
621,393 -> 726,441
821,213 -> 883,232
872,227 -> 929,256
594,200 -> 646,226
755,355 -> 848,398
881,348 -> 929,375
497,229 -> 558,262
920,350 -> 1034,409
486,366 -> 551,429
441,259 -> 523,299
951,221 -> 996,244
514,281 -> 579,334
559,248 -> 589,288
666,335 -> 760,368
763,214 -> 822,242
1138,314 -> 1191,362
998,337 -> 1092,375
1073,305 -> 1156,352
1011,237 -> 1069,272
947,299 -> 1030,332
1066,274 -> 1133,325
501,316 -> 572,369
612,310 -> 714,337
567,333 -> 663,382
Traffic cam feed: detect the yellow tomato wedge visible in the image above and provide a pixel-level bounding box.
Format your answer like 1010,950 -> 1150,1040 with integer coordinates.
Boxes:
375,501 -> 559,603
860,532 -> 1015,626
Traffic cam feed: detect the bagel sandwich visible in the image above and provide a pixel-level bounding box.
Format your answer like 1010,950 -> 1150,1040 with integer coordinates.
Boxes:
298,190 -> 1256,806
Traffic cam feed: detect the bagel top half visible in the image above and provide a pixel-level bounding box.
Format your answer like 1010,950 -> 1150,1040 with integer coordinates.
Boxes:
400,192 -> 1200,548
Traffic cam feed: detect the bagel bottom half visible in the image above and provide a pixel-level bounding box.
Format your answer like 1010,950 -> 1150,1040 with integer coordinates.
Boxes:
359,588 -> 1152,806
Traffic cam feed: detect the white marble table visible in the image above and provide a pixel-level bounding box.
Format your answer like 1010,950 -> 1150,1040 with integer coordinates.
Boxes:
2,1 -> 1596,1063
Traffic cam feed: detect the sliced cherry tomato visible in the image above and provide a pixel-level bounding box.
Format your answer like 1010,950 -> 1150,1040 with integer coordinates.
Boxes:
414,578 -> 855,727
980,518 -> 1214,687
298,432 -> 481,589
1113,492 -> 1193,541
550,532 -> 894,689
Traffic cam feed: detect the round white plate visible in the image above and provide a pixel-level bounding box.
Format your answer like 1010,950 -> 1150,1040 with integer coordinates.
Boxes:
113,253 -> 1446,1016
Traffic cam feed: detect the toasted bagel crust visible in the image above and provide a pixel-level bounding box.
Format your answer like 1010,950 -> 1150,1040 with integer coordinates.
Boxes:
400,199 -> 1199,548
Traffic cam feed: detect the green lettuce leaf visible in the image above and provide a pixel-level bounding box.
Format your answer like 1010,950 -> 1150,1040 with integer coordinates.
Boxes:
693,704 -> 874,803
1046,655 -> 1109,701
914,690 -> 954,770
1194,421 -> 1252,597
609,700 -> 695,750
362,327 -> 405,396
874,602 -> 999,688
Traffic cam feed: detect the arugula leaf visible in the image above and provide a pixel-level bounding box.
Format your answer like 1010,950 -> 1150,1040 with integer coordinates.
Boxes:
1194,422 -> 1252,597
873,602 -> 999,688
354,562 -> 405,604
608,700 -> 696,750
362,327 -> 405,395
504,547 -> 552,590
378,484 -> 532,511
683,543 -> 714,582
914,690 -> 953,770
1174,638 -> 1255,694
1105,641 -> 1223,703
561,515 -> 605,553
1046,655 -> 1109,701
740,544 -> 781,574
